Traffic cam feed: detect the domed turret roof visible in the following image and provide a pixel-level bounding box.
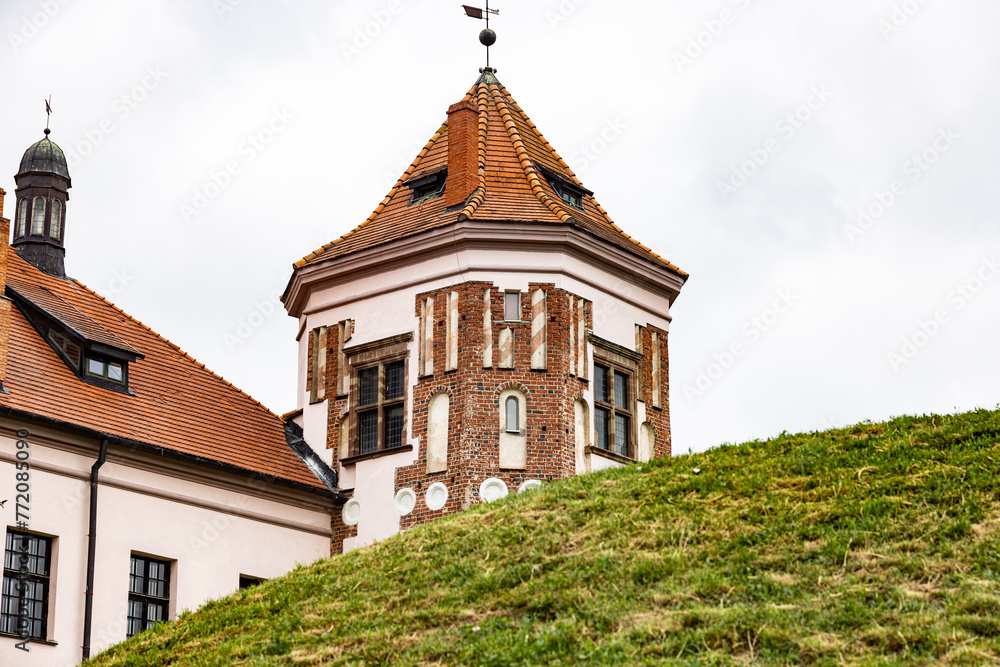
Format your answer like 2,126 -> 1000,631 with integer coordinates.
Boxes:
18,130 -> 70,180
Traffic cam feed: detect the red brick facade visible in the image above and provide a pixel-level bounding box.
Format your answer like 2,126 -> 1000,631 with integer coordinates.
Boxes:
310,280 -> 673,549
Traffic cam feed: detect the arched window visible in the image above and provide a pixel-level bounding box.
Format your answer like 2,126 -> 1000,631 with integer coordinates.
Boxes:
50,200 -> 62,240
498,388 -> 526,469
31,196 -> 46,235
16,198 -> 28,238
505,396 -> 519,433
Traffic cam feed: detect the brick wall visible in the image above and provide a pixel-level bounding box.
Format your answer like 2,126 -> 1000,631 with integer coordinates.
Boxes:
327,279 -> 670,549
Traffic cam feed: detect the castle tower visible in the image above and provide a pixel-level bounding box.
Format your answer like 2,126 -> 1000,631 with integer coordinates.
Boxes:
283,69 -> 688,553
12,128 -> 72,278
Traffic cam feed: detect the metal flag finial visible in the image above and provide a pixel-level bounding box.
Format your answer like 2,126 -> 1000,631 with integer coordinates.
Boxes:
462,1 -> 499,68
44,96 -> 52,134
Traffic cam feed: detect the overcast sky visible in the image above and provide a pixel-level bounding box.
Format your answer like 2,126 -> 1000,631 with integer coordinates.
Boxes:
2,0 -> 997,454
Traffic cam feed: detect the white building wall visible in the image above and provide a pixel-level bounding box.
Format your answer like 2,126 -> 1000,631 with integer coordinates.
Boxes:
0,425 -> 331,667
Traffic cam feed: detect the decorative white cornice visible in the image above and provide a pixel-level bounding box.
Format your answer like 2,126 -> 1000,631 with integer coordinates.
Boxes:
284,221 -> 686,318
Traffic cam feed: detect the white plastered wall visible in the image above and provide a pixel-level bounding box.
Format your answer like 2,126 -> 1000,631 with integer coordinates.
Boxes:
0,425 -> 331,667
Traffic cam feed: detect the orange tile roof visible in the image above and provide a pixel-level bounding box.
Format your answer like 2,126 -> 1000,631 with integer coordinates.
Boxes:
294,70 -> 687,278
1,252 -> 327,491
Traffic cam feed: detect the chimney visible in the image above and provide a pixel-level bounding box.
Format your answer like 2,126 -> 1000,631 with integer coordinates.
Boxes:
0,189 -> 11,390
444,98 -> 479,208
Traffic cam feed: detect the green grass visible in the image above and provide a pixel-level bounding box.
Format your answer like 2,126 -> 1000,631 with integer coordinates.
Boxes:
87,408 -> 1000,665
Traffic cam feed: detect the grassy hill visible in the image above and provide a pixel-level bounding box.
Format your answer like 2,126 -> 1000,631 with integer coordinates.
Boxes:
87,408 -> 1000,666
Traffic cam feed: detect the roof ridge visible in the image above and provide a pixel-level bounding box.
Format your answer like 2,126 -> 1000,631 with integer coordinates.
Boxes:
496,87 -> 684,275
458,83 -> 491,221
489,84 -> 572,224
294,123 -> 448,268
70,278 -> 287,420
499,85 -> 586,190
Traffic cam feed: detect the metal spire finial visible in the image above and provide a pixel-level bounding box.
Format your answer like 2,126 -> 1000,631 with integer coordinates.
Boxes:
462,2 -> 499,69
44,96 -> 52,135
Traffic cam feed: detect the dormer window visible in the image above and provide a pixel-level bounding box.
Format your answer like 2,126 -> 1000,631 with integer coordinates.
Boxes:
50,200 -> 62,240
16,198 -> 28,238
404,168 -> 447,206
559,189 -> 581,209
9,284 -> 142,395
87,357 -> 125,383
31,196 -> 46,235
537,165 -> 590,212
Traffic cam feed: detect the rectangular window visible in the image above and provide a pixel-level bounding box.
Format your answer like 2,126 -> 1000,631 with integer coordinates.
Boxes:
86,357 -> 126,384
17,198 -> 28,237
1,530 -> 51,641
594,360 -> 635,459
239,576 -> 265,590
504,292 -> 520,321
346,335 -> 411,458
127,555 -> 171,638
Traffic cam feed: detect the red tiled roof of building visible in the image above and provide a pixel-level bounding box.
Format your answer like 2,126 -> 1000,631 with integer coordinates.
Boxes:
294,70 -> 687,278
1,252 -> 325,490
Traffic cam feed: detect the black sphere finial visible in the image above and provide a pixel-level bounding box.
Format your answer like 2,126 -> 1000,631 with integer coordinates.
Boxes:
479,28 -> 496,47
44,128 -> 51,136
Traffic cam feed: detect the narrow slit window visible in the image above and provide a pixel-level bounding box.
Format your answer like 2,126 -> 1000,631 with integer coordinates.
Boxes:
16,198 -> 28,237
50,199 -> 62,239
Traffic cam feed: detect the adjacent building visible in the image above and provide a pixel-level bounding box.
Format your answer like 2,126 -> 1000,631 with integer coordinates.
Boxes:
283,68 -> 687,554
0,130 -> 338,666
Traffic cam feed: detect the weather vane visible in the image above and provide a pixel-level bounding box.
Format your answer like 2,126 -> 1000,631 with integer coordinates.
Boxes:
44,96 -> 53,135
462,2 -> 499,69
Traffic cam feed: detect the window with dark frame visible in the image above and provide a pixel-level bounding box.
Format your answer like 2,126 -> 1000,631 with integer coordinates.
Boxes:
1,530 -> 51,641
16,198 -> 28,238
86,356 -> 124,383
537,166 -> 587,211
355,359 -> 405,455
594,362 -> 634,458
48,330 -> 81,369
127,555 -> 171,638
50,199 -> 63,240
406,169 -> 447,206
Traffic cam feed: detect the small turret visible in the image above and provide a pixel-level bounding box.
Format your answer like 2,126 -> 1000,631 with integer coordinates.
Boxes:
13,127 -> 72,278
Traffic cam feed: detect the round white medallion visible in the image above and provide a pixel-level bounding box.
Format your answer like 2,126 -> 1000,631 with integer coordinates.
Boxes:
479,477 -> 508,503
342,498 -> 362,526
426,482 -> 449,511
518,479 -> 542,494
394,488 -> 417,516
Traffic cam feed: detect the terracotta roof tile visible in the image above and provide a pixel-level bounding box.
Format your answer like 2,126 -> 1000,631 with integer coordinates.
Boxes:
1,253 -> 325,490
294,71 -> 687,279
7,279 -> 141,356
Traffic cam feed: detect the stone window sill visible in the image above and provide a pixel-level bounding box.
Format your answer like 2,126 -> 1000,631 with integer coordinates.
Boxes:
0,633 -> 58,646
585,445 -> 634,466
341,444 -> 414,465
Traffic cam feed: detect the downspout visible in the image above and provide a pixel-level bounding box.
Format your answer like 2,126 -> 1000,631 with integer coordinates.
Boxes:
81,438 -> 108,662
